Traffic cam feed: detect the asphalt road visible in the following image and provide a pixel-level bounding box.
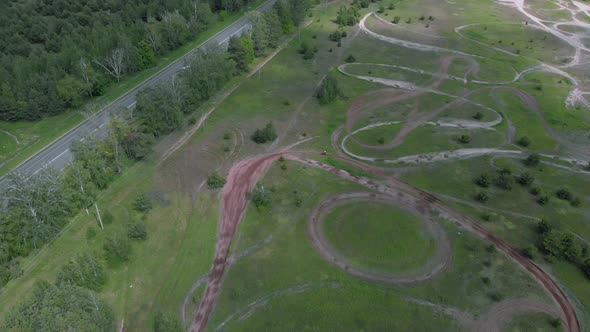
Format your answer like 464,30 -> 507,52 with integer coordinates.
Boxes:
0,0 -> 276,186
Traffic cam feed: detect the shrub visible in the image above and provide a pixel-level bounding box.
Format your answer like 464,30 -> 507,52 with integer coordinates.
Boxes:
570,197 -> 581,207
458,134 -> 471,144
207,173 -> 227,189
517,172 -> 534,186
517,136 -> 531,147
154,311 -> 182,332
377,137 -> 385,145
475,173 -> 491,188
188,116 -> 197,125
223,133 -> 231,140
56,253 -> 106,291
555,188 -> 572,201
529,186 -> 542,196
252,185 -> 271,209
537,195 -> 550,205
481,276 -> 491,285
103,233 -> 131,263
127,221 -> 147,241
522,245 -> 538,259
317,73 -> 341,105
345,54 -> 356,63
392,16 -> 400,24
473,112 -> 483,120
494,174 -> 513,190
329,31 -> 342,42
537,219 -> 551,234
133,194 -> 153,213
549,318 -> 561,328
251,122 -> 277,143
488,292 -> 504,302
523,153 -> 541,167
475,191 -> 489,203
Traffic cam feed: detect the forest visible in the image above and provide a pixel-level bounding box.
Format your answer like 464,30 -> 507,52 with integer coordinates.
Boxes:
0,0 -> 311,330
0,0 -> 258,121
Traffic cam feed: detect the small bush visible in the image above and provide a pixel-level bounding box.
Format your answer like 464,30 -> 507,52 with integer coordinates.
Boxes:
377,137 -> 385,145
529,186 -> 542,196
570,197 -> 581,207
127,221 -> 147,241
345,54 -> 356,63
252,185 -> 271,210
517,136 -> 531,147
517,172 -> 534,186
280,163 -> 287,170
223,133 -> 231,140
555,188 -> 572,201
133,194 -> 153,213
473,112 -> 483,120
537,195 -> 550,205
458,134 -> 471,144
251,122 -> 277,143
188,116 -> 197,125
522,245 -> 538,259
481,276 -> 491,285
475,191 -> 489,203
494,174 -> 513,190
207,173 -> 227,189
475,173 -> 491,188
523,153 -> 541,167
488,292 -> 504,302
549,318 -> 561,328
103,233 -> 131,263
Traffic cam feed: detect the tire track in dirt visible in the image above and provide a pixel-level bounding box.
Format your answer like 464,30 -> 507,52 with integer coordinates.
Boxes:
287,154 -> 580,332
190,152 -> 286,332
307,192 -> 452,284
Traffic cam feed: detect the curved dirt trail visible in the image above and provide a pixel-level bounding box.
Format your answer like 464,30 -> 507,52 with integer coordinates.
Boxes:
190,152 -> 285,332
474,297 -> 562,332
308,192 -> 452,285
287,154 -> 580,332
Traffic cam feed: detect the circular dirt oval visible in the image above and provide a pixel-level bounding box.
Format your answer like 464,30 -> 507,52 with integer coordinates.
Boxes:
308,192 -> 451,285
323,201 -> 436,272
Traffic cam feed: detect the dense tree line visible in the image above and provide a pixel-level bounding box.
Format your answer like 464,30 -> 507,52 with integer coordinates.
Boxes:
2,280 -> 113,331
0,0 -> 260,121
0,0 -> 312,290
136,0 -> 311,136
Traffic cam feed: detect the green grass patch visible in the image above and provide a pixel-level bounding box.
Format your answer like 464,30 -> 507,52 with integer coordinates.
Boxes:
323,201 -> 436,272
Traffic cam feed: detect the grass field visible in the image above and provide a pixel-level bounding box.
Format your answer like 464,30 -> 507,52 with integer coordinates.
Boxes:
2,0 -> 589,330
323,201 -> 436,272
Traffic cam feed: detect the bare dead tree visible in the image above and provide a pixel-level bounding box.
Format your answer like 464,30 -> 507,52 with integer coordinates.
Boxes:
146,27 -> 161,53
5,168 -> 68,248
94,48 -> 127,82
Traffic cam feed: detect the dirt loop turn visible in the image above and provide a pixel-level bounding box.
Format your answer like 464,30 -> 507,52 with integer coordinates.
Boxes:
308,192 -> 451,284
287,155 -> 580,332
190,152 -> 286,332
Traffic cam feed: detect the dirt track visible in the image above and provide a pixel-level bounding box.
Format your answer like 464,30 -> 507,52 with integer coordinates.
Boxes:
190,152 -> 285,332
288,155 -> 580,332
307,192 -> 451,285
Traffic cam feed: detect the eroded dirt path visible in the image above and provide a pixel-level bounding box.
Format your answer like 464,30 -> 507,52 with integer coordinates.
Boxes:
190,152 -> 285,332
287,154 -> 580,332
